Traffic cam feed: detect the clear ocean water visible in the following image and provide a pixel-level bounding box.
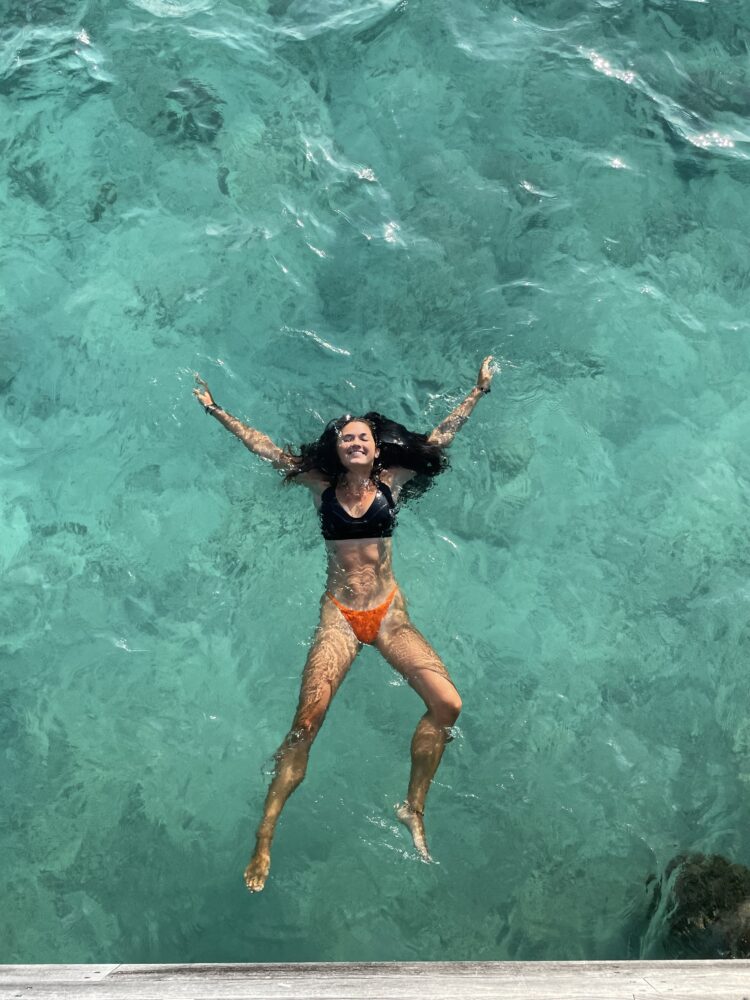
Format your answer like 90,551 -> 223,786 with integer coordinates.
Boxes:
3,0 -> 750,964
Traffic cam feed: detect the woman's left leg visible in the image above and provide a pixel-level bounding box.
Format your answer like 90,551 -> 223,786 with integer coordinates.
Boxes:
373,597 -> 462,860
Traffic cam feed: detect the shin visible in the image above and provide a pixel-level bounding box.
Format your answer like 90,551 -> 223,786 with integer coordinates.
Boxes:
256,713 -> 322,842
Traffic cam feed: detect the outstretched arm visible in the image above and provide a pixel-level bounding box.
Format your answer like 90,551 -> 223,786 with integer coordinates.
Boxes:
426,356 -> 495,448
193,375 -> 294,472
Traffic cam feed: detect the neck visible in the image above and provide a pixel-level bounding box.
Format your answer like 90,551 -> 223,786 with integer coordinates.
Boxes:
339,470 -> 375,491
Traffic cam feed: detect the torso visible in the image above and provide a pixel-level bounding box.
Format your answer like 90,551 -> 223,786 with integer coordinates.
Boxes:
312,472 -> 401,610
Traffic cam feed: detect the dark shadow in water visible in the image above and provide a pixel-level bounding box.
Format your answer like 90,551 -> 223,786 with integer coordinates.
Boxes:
643,852 -> 750,959
152,80 -> 224,146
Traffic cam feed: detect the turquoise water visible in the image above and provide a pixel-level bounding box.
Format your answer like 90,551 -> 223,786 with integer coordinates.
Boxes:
3,0 -> 750,963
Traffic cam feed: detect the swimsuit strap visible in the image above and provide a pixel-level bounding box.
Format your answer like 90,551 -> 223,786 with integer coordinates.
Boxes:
374,478 -> 395,507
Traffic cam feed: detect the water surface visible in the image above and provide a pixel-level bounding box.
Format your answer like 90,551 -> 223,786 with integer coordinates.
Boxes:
3,0 -> 750,963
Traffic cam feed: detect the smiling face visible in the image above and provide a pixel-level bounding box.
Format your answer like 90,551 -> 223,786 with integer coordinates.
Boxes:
336,420 -> 379,475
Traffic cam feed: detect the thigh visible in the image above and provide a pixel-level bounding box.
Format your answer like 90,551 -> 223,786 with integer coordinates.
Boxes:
294,597 -> 361,728
374,595 -> 459,709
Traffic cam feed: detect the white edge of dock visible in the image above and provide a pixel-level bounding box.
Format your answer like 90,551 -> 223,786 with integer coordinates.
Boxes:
2,961 -> 750,1000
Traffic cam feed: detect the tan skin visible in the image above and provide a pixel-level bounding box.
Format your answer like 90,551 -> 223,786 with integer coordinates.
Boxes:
193,357 -> 495,891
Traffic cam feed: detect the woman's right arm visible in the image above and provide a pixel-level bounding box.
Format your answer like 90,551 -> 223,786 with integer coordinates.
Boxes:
193,375 -> 294,472
426,356 -> 495,448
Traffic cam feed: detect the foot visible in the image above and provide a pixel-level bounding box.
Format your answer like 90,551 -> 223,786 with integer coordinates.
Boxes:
396,801 -> 432,861
244,842 -> 271,892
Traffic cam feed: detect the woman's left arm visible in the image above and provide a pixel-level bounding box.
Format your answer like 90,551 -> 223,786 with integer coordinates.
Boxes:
426,356 -> 495,448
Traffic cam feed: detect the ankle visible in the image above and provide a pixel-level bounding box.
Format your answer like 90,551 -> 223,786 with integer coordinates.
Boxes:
405,800 -> 424,818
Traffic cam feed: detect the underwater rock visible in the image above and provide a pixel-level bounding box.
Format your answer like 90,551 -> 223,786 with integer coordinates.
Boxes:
217,165 -> 230,197
0,331 -> 21,394
646,852 -> 750,958
37,522 -> 88,537
154,79 -> 224,145
87,181 -> 117,223
7,154 -> 52,208
3,0 -> 71,24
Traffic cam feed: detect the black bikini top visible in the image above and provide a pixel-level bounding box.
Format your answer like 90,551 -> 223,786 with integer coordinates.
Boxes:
319,480 -> 397,541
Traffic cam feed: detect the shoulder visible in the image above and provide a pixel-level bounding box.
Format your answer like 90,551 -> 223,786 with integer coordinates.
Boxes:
378,467 -> 416,502
379,467 -> 416,490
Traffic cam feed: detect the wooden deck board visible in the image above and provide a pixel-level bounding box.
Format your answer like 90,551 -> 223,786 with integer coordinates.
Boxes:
1,962 -> 749,1000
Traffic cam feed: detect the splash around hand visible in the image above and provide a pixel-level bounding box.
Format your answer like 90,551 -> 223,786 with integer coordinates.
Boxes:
193,373 -> 216,409
477,355 -> 496,392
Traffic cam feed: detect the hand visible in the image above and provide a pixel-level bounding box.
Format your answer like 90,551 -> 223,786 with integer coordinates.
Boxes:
476,355 -> 496,393
193,373 -> 216,408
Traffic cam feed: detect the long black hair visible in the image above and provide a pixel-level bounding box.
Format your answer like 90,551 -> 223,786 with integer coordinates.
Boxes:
285,411 -> 448,501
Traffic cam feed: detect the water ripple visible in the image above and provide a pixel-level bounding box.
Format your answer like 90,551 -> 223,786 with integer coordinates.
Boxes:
4,0 -> 750,967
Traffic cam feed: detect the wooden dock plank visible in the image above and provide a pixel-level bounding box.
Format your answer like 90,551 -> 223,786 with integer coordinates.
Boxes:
0,966 -> 119,983
1,962 -> 749,1000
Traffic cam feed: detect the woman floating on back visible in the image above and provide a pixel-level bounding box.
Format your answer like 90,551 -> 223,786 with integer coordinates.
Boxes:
194,357 -> 495,892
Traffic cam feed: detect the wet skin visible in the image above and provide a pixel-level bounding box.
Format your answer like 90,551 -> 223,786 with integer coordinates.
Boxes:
194,364 -> 493,891
243,422 -> 462,892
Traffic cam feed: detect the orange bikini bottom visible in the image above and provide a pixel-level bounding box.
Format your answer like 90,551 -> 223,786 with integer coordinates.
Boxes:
327,586 -> 398,645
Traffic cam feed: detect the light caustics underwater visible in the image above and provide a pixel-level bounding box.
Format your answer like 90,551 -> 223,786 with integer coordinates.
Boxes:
3,0 -> 750,964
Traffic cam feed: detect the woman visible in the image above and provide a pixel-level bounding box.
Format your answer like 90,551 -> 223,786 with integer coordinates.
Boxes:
193,357 -> 495,892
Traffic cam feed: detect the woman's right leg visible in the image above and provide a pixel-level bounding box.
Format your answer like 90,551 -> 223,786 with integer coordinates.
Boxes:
244,599 -> 361,892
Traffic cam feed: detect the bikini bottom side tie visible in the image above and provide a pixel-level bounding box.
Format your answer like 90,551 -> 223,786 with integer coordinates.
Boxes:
327,586 -> 398,645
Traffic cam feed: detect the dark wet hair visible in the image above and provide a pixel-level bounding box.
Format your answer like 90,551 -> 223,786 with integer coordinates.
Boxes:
285,411 -> 448,501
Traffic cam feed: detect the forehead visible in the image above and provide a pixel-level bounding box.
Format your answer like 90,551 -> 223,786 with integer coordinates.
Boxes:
339,420 -> 373,437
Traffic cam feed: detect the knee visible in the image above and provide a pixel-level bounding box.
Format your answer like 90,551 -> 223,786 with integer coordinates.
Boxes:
435,690 -> 462,727
288,703 -> 326,745
276,718 -> 317,778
